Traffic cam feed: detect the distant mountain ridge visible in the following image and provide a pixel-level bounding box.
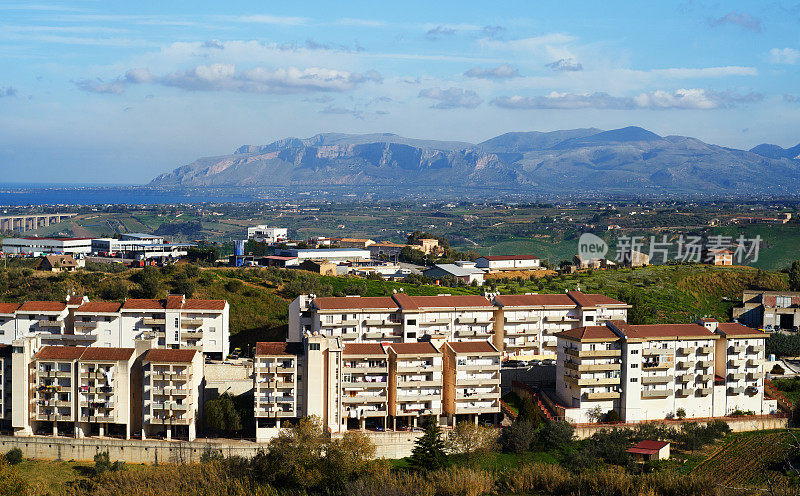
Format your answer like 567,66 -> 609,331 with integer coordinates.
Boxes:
149,127 -> 800,195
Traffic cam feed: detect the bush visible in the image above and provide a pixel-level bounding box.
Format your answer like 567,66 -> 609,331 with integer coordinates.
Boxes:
604,410 -> 621,422
93,450 -> 125,475
226,279 -> 244,293
675,408 -> 686,419
4,448 -> 22,465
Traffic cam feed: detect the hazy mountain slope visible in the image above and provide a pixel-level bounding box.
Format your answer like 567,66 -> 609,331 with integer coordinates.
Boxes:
750,143 -> 800,160
150,128 -> 800,194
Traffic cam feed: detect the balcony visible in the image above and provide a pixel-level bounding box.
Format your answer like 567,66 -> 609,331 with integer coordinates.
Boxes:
74,321 -> 99,329
749,345 -> 765,354
564,375 -> 620,387
729,346 -> 746,354
676,373 -> 694,383
181,318 -> 203,328
181,330 -> 203,338
340,332 -> 359,339
505,315 -> 539,323
641,375 -> 672,385
643,348 -> 672,356
676,360 -> 696,370
678,346 -> 696,355
697,387 -> 713,396
746,372 -> 760,381
728,386 -> 746,395
565,348 -> 621,358
365,319 -> 401,327
746,386 -> 759,396
729,372 -> 745,381
676,388 -> 694,397
396,393 -> 439,402
728,359 -> 743,367
564,362 -> 621,372
583,391 -> 620,400
419,318 -> 450,326
343,366 -> 387,374
364,332 -> 384,339
697,346 -> 714,355
696,360 -> 713,369
38,320 -> 63,328
642,361 -> 673,371
398,379 -> 440,387
457,376 -> 500,386
342,395 -> 387,404
746,359 -> 762,368
641,389 -> 672,399
698,373 -> 713,382
275,381 -> 295,388
143,318 -> 166,326
396,365 -> 434,373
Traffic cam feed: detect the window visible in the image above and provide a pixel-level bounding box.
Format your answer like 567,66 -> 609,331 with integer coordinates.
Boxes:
630,378 -> 638,383
407,319 -> 416,326
326,316 -> 334,324
631,364 -> 638,369
309,343 -> 321,351
210,326 -> 216,333
586,316 -> 594,322
210,340 -> 216,346
631,349 -> 639,355
174,318 -> 179,326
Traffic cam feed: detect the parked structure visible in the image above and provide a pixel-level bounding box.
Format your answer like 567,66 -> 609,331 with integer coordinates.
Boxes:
423,264 -> 485,286
475,255 -> 540,271
627,440 -> 670,462
733,290 -> 800,330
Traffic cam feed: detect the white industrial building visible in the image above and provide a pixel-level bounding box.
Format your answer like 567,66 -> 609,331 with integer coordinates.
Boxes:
275,248 -> 370,263
248,226 -> 288,244
475,255 -> 540,271
1,237 -> 93,255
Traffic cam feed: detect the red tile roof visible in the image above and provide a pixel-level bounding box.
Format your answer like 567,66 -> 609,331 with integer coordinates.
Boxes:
479,255 -> 539,261
624,323 -> 716,340
446,341 -> 498,354
182,299 -> 226,311
122,299 -> 165,310
34,346 -> 85,361
343,343 -> 387,356
385,342 -> 440,355
165,294 -> 185,309
394,294 -> 493,309
66,295 -> 87,306
494,293 -> 575,307
567,291 -> 628,307
255,342 -> 303,356
0,302 -> 21,314
143,348 -> 197,363
716,323 -> 766,338
80,347 -> 135,361
75,301 -> 122,314
557,325 -> 620,342
18,301 -> 67,312
314,297 -> 398,310
627,440 -> 669,455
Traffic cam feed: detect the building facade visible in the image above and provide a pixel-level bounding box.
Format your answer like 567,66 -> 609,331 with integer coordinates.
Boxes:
475,255 -> 540,271
733,290 -> 800,330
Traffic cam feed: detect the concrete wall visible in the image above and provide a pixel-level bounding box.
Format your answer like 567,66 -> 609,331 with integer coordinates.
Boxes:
572,414 -> 788,440
501,364 -> 556,394
204,362 -> 253,398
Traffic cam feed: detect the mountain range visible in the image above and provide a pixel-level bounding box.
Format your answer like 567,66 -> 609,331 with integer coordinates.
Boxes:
149,127 -> 800,195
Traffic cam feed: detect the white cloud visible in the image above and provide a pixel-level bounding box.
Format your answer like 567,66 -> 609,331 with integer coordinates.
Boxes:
709,11 -> 762,33
464,64 -> 519,79
769,48 -> 800,65
215,14 -> 309,26
491,89 -> 762,110
419,87 -> 482,109
545,58 -> 583,72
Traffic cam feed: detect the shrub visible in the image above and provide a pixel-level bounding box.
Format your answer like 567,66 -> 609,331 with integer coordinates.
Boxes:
428,466 -> 496,496
675,408 -> 686,419
226,279 -> 244,293
604,410 -> 621,422
4,448 -> 22,465
93,450 -> 125,475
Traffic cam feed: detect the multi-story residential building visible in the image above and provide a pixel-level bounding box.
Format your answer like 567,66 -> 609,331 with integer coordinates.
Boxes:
141,348 -> 203,441
554,320 -> 771,423
247,226 -> 288,244
0,345 -> 11,424
11,344 -> 136,438
254,342 -> 302,442
289,293 -> 496,345
441,341 -> 501,423
703,319 -> 768,415
492,291 -> 630,361
122,295 -> 229,358
72,302 -> 123,347
0,303 -> 20,345
75,347 -> 135,438
341,343 -> 389,430
385,342 -> 443,429
733,290 -> 800,330
15,301 -> 70,343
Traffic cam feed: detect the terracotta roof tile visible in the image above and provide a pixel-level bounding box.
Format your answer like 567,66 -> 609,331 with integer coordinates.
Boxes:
624,324 -> 716,340
18,301 -> 67,312
80,347 -> 135,361
165,294 -> 185,309
716,323 -> 766,338
34,346 -> 85,361
343,343 -> 387,356
0,302 -> 21,314
75,301 -> 122,314
494,294 -> 575,307
143,348 -> 197,363
183,299 -> 226,311
66,296 -> 87,306
385,342 -> 440,355
557,325 -> 620,342
567,291 -> 628,307
121,299 -> 165,310
255,342 -> 303,356
394,294 -> 493,309
314,297 -> 399,311
446,341 -> 498,353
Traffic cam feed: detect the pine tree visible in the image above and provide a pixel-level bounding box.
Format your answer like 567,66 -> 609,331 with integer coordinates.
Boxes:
408,416 -> 446,471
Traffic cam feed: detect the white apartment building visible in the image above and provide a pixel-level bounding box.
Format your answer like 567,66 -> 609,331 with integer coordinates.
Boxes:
0,345 -> 11,423
386,342 -> 443,429
247,226 -> 288,244
142,348 -> 203,441
0,303 -> 20,345
289,293 -> 496,346
492,291 -> 630,361
254,342 -> 302,442
73,302 -> 123,347
554,320 -> 773,423
341,343 -> 389,430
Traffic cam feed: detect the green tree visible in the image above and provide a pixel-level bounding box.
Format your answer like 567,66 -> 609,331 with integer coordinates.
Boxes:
99,280 -> 128,300
408,416 -> 447,471
204,393 -> 242,435
539,420 -> 575,450
790,261 -> 800,291
172,275 -> 196,297
446,421 -> 498,459
517,396 -> 542,428
3,448 -> 22,466
259,416 -> 328,488
501,420 -> 537,456
93,451 -> 124,475
323,430 -> 378,488
135,266 -> 162,299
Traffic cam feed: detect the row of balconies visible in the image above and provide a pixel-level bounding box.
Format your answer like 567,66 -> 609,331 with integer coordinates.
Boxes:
457,330 -> 492,338
564,375 -> 620,387
151,386 -> 189,396
151,372 -> 189,381
728,358 -> 762,368
364,319 -> 402,327
342,395 -> 386,404
38,319 -> 63,328
74,321 -> 99,329
728,386 -> 759,396
256,395 -> 294,404
504,315 -> 539,324
151,401 -> 188,411
256,408 -> 295,418
564,361 -> 621,372
148,415 -> 191,425
35,413 -> 72,421
143,318 -> 166,326
565,348 -> 621,358
82,415 -> 115,422
39,370 -> 71,378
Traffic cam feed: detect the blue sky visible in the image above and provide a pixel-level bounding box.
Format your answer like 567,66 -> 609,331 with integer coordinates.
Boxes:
0,0 -> 799,184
